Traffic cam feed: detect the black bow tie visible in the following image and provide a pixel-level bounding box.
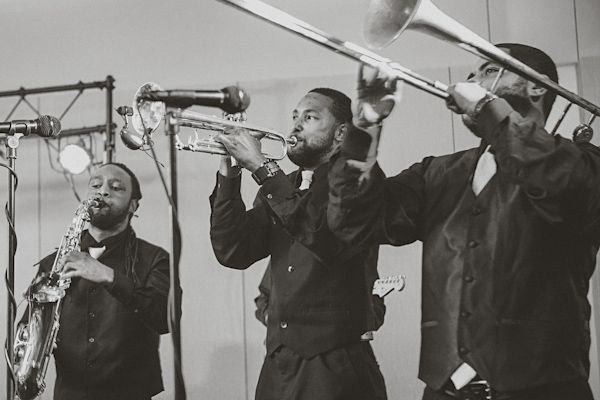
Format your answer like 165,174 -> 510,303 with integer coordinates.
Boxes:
79,234 -> 102,251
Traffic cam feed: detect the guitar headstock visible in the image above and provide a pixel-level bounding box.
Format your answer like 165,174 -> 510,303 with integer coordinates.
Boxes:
372,275 -> 406,298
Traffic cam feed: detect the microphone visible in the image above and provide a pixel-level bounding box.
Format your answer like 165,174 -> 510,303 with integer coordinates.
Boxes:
138,86 -> 251,114
0,115 -> 61,138
115,106 -> 134,116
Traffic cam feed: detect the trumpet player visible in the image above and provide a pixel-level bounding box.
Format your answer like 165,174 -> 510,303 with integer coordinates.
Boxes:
18,163 -> 178,400
327,43 -> 600,400
210,88 -> 388,400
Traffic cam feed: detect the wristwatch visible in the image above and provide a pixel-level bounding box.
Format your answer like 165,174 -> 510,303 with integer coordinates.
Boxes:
252,160 -> 281,185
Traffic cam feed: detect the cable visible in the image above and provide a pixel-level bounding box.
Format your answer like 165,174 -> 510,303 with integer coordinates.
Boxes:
1,162 -> 18,392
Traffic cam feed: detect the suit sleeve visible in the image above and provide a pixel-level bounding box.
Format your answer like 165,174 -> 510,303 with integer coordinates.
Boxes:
477,98 -> 600,231
210,172 -> 272,269
327,126 -> 423,248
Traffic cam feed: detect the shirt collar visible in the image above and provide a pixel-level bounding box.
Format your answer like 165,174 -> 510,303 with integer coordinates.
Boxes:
295,162 -> 328,188
80,226 -> 131,251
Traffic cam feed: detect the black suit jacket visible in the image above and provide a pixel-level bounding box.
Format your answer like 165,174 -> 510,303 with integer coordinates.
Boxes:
210,163 -> 378,359
21,227 -> 173,400
328,99 -> 600,391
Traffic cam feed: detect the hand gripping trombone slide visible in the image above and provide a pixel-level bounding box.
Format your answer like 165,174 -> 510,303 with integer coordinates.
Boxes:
217,0 -> 599,142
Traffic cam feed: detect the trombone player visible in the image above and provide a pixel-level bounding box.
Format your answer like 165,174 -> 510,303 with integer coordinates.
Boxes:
328,43 -> 600,400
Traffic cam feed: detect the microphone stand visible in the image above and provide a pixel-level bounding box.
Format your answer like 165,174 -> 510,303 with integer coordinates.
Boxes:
4,133 -> 22,400
164,110 -> 186,400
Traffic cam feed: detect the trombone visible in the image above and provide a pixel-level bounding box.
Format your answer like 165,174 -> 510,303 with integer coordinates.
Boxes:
217,0 -> 599,141
120,82 -> 297,160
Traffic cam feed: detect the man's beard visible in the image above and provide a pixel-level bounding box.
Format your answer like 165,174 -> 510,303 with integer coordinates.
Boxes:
462,78 -> 531,136
89,202 -> 131,230
287,139 -> 335,169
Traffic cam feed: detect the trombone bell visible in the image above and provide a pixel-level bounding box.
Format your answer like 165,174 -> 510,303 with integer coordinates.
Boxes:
363,0 -> 600,118
364,0 -> 421,50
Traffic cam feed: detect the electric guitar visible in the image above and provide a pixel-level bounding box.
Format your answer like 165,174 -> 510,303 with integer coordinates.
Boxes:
372,275 -> 406,298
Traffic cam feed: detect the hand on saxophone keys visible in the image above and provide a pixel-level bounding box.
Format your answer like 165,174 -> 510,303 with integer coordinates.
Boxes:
57,251 -> 115,285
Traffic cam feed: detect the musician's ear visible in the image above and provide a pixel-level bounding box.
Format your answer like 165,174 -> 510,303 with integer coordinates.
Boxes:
335,124 -> 347,142
129,199 -> 139,214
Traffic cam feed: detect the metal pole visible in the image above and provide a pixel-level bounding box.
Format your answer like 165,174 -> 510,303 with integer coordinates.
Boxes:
165,112 -> 185,400
0,79 -> 111,98
104,76 -> 116,163
5,134 -> 22,400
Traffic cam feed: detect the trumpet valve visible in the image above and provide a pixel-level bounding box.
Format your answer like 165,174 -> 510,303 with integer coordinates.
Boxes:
224,111 -> 247,123
187,137 -> 227,155
175,135 -> 187,151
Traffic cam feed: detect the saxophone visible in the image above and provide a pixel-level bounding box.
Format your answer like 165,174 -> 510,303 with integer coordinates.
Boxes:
13,196 -> 101,400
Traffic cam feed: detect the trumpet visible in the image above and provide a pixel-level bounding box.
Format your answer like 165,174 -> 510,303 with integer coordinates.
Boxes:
170,109 -> 297,160
218,0 -> 599,142
120,82 -> 297,160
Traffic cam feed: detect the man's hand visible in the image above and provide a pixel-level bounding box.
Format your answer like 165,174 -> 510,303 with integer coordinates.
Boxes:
354,64 -> 403,128
58,251 -> 114,285
215,127 -> 266,172
446,82 -> 488,115
345,64 -> 403,175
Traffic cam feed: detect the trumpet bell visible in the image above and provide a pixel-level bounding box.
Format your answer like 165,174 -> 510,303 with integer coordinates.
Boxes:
120,82 -> 166,150
132,82 -> 165,135
364,0 -> 421,49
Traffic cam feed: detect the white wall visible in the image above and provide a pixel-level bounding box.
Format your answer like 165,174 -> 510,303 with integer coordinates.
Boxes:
0,1 -> 599,399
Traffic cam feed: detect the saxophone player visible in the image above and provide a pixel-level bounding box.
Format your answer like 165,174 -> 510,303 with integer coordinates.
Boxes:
18,163 -> 178,400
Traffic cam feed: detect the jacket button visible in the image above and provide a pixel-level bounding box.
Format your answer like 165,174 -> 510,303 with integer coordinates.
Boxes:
267,194 -> 273,199
88,337 -> 95,343
464,276 -> 474,283
460,311 -> 470,318
288,266 -> 294,273
468,241 -> 479,248
280,322 -> 288,329
459,347 -> 469,354
472,207 -> 482,216
88,312 -> 96,318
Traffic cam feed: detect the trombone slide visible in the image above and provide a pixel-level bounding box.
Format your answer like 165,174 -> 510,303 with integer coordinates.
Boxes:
217,0 -> 448,99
